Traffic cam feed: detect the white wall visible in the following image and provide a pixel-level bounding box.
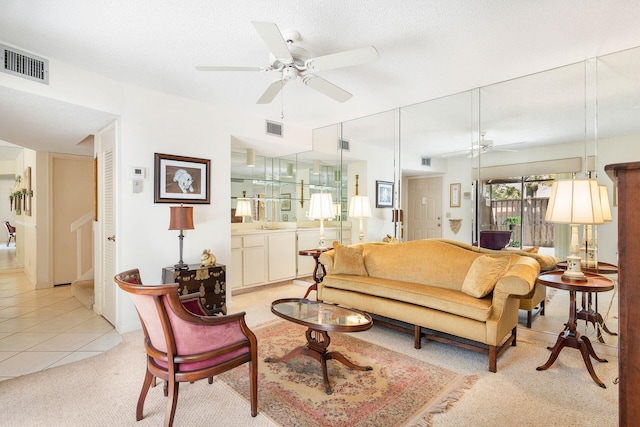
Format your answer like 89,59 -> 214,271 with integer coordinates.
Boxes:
0,52 -> 313,333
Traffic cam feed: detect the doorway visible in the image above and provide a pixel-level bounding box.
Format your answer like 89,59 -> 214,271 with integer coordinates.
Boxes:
406,176 -> 442,241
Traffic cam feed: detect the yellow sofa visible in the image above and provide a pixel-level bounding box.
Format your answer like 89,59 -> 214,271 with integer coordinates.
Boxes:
437,239 -> 557,327
318,239 -> 541,372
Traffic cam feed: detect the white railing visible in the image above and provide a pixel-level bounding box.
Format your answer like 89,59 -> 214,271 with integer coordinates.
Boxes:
70,211 -> 94,282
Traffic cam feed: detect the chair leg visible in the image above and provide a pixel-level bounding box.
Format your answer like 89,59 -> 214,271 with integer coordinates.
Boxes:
136,369 -> 154,421
249,360 -> 258,417
164,380 -> 179,427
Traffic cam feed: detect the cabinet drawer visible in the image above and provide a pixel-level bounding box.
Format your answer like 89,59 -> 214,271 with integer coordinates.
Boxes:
231,236 -> 242,249
243,235 -> 265,248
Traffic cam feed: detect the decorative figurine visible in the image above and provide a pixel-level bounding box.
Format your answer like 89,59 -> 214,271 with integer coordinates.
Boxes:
200,249 -> 216,267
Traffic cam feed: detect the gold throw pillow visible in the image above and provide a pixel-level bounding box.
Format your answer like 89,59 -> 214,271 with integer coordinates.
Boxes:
461,255 -> 511,298
332,241 -> 368,276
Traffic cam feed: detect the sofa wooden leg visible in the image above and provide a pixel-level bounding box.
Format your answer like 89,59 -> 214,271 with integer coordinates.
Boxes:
414,325 -> 422,349
512,326 -> 517,346
489,345 -> 497,373
540,299 -> 545,316
526,311 -> 532,328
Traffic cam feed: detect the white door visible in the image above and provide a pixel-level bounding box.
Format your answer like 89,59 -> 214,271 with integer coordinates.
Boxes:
406,177 -> 442,240
95,123 -> 117,325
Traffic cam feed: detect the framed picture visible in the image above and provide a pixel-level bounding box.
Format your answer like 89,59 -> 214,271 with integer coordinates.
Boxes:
376,180 -> 394,208
450,183 -> 461,207
281,193 -> 291,211
154,153 -> 210,204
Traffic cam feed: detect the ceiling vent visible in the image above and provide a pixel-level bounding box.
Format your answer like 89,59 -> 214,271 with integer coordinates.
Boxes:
421,157 -> 431,167
1,44 -> 49,84
265,120 -> 283,137
339,138 -> 350,151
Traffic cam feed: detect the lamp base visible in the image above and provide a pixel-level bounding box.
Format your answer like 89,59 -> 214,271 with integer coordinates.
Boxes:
174,262 -> 189,270
561,270 -> 588,282
561,255 -> 587,281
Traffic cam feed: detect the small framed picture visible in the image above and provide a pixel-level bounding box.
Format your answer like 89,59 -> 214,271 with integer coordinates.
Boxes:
281,193 -> 291,211
450,183 -> 461,207
154,153 -> 210,204
376,180 -> 394,208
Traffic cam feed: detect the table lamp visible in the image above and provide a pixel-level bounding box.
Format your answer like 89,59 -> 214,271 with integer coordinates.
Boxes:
308,192 -> 334,248
348,174 -> 372,242
168,205 -> 195,270
583,184 -> 613,268
545,178 -> 603,281
235,191 -> 252,223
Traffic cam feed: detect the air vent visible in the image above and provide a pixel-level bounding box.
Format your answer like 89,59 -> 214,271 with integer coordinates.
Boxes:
421,157 -> 431,167
265,120 -> 283,137
339,138 -> 350,151
1,44 -> 49,84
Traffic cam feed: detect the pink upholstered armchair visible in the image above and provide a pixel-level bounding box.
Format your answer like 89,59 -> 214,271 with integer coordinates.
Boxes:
114,268 -> 258,427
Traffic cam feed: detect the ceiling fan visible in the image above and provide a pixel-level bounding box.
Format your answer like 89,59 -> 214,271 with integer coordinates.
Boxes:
196,21 -> 379,104
441,134 -> 522,158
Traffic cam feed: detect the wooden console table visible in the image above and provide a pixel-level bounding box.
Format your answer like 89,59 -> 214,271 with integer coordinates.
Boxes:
299,248 -> 332,299
536,270 -> 614,388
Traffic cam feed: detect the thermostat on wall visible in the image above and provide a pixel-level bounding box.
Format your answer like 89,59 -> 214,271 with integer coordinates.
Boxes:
130,167 -> 146,180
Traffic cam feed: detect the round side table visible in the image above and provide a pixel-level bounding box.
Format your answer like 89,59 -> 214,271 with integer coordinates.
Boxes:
535,270 -> 614,388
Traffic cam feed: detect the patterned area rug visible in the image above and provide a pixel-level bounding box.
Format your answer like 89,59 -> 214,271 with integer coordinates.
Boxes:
218,321 -> 477,427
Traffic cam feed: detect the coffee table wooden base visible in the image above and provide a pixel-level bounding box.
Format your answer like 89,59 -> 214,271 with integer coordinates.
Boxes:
265,327 -> 372,395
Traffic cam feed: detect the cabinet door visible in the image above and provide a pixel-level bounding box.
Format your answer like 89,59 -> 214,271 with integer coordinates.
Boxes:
268,232 -> 296,282
297,230 -> 320,277
229,249 -> 243,289
243,246 -> 265,286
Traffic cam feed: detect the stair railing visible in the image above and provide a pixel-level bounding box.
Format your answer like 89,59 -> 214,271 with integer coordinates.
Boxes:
70,211 -> 94,282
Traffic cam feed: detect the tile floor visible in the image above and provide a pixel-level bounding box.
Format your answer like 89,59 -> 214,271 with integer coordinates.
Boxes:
0,245 -> 121,381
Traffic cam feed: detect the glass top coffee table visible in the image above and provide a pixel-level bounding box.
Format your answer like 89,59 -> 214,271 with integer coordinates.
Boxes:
265,298 -> 373,394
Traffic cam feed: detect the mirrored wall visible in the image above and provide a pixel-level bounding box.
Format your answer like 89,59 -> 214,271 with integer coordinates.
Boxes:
301,45 -> 640,346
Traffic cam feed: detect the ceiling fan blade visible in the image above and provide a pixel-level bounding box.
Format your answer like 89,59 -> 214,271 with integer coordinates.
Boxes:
305,46 -> 379,72
196,65 -> 267,72
256,79 -> 287,104
302,75 -> 352,102
251,21 -> 293,64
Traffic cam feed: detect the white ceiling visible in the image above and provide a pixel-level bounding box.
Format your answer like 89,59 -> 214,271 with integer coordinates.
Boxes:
1,1 -> 640,156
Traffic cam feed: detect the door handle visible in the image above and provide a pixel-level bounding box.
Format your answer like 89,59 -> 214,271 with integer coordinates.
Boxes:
107,235 -> 116,242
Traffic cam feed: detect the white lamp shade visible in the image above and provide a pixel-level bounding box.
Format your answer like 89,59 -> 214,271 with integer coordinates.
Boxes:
599,185 -> 613,222
246,149 -> 255,167
235,199 -> 252,217
308,193 -> 335,220
348,195 -> 372,218
545,178 -> 604,225
333,203 -> 341,218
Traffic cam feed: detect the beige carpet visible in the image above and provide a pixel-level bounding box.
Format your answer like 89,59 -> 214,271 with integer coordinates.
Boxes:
0,281 -> 620,426
219,320 -> 476,427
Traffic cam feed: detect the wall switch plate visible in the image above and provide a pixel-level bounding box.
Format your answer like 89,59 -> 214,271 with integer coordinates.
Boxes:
133,180 -> 143,193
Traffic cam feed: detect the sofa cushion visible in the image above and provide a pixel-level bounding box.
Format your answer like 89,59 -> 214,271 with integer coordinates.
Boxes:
321,275 -> 492,322
332,241 -> 368,276
461,255 -> 512,298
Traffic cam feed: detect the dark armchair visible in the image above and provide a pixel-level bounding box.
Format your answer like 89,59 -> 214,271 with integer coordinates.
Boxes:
114,268 -> 258,427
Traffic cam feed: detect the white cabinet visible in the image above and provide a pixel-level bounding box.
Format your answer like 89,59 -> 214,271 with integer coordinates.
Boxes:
268,232 -> 296,282
297,230 -> 320,277
242,235 -> 266,287
296,227 -> 352,278
229,237 -> 243,289
231,227 -> 351,289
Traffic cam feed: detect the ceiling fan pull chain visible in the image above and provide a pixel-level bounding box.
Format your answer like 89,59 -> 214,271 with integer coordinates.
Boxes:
281,81 -> 285,119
